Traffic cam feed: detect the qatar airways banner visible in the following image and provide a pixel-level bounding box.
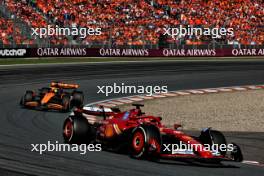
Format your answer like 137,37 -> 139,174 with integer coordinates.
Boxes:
1,48 -> 264,57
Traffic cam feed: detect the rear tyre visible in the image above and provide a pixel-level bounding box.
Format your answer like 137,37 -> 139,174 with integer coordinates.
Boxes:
130,125 -> 161,160
63,116 -> 92,144
72,91 -> 84,108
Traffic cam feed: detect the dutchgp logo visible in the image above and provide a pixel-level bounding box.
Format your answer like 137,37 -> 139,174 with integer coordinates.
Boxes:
0,49 -> 26,57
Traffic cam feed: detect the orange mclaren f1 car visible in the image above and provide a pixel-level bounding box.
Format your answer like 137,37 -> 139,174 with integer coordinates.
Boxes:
20,82 -> 84,112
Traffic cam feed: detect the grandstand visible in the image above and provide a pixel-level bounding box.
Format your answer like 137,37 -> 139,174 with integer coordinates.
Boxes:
0,0 -> 263,48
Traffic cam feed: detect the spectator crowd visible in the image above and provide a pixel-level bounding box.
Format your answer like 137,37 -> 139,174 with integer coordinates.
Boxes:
1,0 -> 263,46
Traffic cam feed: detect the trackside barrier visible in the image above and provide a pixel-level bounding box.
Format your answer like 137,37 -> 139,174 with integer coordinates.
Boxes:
0,48 -> 264,58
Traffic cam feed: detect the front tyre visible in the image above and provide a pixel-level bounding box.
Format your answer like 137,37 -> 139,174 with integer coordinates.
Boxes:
20,90 -> 34,106
199,129 -> 227,156
231,143 -> 243,162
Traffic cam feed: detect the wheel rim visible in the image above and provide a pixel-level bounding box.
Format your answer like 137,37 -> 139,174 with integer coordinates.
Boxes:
64,120 -> 73,140
132,131 -> 145,152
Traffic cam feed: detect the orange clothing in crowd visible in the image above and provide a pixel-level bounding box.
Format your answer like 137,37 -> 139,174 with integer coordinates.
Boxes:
1,0 -> 263,45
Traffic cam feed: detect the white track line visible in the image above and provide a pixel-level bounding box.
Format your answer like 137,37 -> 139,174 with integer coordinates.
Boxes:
242,160 -> 264,167
86,84 -> 264,109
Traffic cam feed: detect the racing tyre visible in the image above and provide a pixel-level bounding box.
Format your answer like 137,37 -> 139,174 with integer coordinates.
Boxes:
199,129 -> 227,156
210,130 -> 227,156
63,116 -> 92,144
24,90 -> 34,102
130,125 -> 161,160
72,91 -> 84,108
20,90 -> 34,105
231,143 -> 243,162
61,95 -> 71,112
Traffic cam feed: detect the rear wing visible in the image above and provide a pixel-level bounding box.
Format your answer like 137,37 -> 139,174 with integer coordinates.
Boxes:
50,82 -> 79,89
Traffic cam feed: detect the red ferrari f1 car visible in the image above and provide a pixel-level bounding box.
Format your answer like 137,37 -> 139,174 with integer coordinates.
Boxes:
63,104 -> 243,163
20,82 -> 84,112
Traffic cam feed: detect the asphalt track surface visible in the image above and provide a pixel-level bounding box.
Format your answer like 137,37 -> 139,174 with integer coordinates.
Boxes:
0,61 -> 264,176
